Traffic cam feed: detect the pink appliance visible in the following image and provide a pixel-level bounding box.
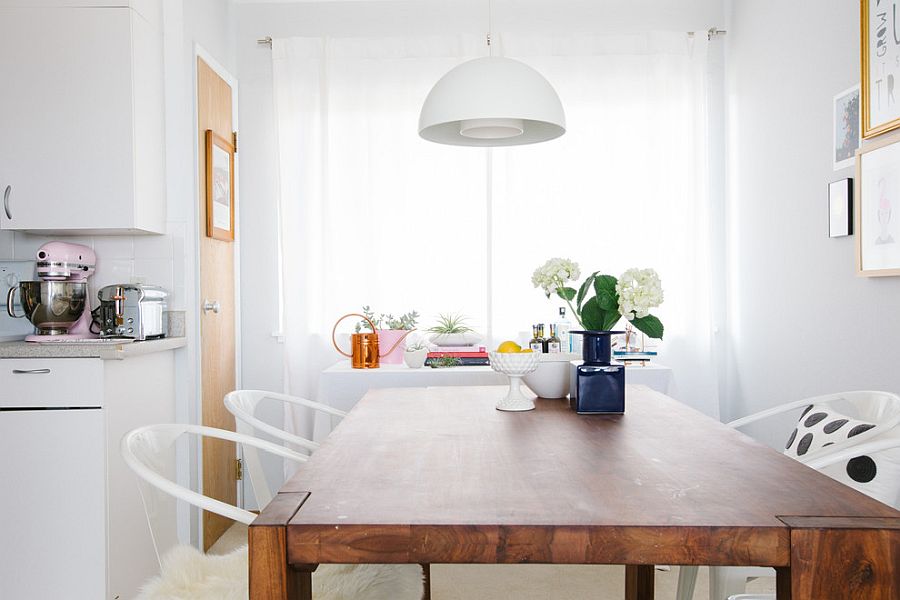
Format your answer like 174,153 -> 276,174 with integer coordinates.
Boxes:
26,241 -> 97,341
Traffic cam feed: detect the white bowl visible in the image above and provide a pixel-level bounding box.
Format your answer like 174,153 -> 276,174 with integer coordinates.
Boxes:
522,353 -> 580,399
429,332 -> 483,347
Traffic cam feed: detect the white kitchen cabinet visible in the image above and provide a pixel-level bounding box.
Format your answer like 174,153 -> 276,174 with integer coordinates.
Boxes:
0,351 -> 177,599
0,4 -> 165,234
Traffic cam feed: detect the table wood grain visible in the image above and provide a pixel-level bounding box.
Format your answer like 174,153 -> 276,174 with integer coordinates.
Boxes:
251,385 -> 900,599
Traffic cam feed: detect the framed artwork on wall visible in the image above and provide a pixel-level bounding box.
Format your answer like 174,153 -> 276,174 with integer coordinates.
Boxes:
862,1 -> 900,138
833,86 -> 860,170
205,129 -> 235,241
856,134 -> 900,276
828,178 -> 853,238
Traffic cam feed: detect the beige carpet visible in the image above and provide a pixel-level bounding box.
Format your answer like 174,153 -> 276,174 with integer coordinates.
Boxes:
209,523 -> 776,599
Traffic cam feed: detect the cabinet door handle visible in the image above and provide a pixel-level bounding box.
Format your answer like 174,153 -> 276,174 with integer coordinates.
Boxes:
12,369 -> 51,374
3,185 -> 10,220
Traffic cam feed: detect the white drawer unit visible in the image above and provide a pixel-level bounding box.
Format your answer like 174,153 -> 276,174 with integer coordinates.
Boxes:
0,350 -> 177,599
0,358 -> 103,409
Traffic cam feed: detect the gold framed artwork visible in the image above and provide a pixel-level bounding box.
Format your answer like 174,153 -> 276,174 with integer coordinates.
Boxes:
205,129 -> 235,241
856,132 -> 900,276
861,0 -> 900,138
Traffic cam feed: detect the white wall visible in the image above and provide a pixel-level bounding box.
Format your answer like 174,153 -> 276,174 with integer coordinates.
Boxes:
723,0 -> 900,445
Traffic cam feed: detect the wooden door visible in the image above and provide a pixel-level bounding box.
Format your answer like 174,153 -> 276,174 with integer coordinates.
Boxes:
197,57 -> 237,551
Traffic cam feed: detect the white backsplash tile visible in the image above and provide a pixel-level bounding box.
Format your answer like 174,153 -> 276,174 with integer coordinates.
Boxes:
92,235 -> 134,260
169,285 -> 187,311
133,258 -> 174,292
0,230 -> 13,258
133,232 -> 174,260
92,258 -> 134,292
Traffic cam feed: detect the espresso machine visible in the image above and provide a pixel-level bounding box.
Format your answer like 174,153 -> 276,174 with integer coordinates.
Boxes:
5,241 -> 98,342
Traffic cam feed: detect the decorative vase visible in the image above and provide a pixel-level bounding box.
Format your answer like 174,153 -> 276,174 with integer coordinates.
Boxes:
569,330 -> 626,414
403,348 -> 428,369
428,331 -> 483,347
377,329 -> 410,364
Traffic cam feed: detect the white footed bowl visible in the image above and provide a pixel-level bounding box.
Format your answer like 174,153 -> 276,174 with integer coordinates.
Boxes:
489,351 -> 540,411
522,352 -> 580,399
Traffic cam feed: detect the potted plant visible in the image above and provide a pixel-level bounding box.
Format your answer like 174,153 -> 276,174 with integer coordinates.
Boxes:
403,339 -> 429,369
426,312 -> 483,347
356,306 -> 419,364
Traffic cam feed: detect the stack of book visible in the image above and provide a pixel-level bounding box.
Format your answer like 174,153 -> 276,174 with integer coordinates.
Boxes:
424,345 -> 489,367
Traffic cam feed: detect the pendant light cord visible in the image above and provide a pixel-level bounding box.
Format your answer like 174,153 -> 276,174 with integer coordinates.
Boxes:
487,0 -> 493,56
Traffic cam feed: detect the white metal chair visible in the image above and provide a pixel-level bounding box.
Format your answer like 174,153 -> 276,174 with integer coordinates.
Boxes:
122,423 -> 424,600
224,389 -> 347,452
676,390 -> 900,600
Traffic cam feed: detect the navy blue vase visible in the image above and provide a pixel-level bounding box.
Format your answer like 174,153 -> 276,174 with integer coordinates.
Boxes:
569,330 -> 626,414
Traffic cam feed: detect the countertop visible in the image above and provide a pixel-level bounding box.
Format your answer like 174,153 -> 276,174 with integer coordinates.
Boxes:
0,336 -> 186,360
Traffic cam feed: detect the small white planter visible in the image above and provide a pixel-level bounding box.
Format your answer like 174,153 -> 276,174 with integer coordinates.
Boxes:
428,332 -> 483,347
403,348 -> 428,369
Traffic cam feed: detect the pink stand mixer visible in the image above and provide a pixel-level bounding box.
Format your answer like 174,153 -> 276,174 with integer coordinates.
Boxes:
6,241 -> 99,342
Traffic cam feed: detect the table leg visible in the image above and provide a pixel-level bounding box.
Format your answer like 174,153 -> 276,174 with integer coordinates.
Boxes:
249,492 -> 311,600
420,563 -> 431,600
780,516 -> 900,599
625,565 -> 655,600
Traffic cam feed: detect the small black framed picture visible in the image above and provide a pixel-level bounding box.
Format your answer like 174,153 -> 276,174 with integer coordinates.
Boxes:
828,178 -> 853,237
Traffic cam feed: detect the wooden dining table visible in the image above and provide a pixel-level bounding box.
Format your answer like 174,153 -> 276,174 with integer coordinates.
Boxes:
249,385 -> 900,599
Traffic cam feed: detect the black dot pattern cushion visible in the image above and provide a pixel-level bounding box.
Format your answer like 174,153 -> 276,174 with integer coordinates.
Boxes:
784,402 -> 879,460
783,401 -> 900,507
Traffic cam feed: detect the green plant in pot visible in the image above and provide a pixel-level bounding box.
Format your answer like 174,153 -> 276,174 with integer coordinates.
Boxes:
403,336 -> 429,369
426,312 -> 483,347
355,305 -> 419,364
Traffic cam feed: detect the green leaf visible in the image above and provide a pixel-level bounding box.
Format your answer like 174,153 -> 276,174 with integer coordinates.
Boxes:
556,287 -> 577,301
576,274 -> 595,309
593,275 -> 619,312
602,311 -> 622,331
580,297 -> 605,330
630,314 -> 664,339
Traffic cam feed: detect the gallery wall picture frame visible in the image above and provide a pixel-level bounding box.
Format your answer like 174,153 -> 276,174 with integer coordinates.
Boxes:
862,1 -> 900,138
828,178 -> 853,238
856,132 -> 900,277
205,129 -> 235,241
833,85 -> 860,170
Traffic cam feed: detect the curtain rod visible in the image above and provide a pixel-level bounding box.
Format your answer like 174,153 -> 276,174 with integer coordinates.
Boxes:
257,28 -> 726,47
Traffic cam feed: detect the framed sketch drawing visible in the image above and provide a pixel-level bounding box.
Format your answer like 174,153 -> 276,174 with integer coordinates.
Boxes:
833,86 -> 860,170
205,129 -> 235,241
862,1 -> 900,138
828,178 -> 853,237
856,134 -> 900,276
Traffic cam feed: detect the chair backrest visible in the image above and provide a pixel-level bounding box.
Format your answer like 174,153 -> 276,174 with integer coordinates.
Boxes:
224,389 -> 347,453
729,391 -> 900,464
121,423 -> 308,564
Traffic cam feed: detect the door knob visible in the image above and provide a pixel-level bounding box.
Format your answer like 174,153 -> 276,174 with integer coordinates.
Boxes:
203,299 -> 221,314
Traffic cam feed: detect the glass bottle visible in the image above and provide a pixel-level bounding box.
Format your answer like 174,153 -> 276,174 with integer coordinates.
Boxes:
556,306 -> 572,353
538,323 -> 548,353
529,325 -> 544,353
547,324 -> 561,353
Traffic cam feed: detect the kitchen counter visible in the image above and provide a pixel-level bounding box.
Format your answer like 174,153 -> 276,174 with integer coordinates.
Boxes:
0,336 -> 186,360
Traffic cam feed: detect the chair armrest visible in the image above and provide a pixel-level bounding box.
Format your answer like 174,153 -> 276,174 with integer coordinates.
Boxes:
805,438 -> 900,470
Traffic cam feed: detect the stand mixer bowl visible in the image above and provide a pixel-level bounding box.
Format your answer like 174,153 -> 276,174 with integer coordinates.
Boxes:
8,281 -> 88,335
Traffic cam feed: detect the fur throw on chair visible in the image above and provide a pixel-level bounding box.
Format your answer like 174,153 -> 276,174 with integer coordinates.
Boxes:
136,544 -> 424,600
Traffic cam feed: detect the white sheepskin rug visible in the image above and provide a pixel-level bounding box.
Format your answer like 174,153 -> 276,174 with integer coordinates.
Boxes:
136,544 -> 424,600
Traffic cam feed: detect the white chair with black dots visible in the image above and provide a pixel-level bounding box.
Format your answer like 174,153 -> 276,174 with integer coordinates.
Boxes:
675,390 -> 900,600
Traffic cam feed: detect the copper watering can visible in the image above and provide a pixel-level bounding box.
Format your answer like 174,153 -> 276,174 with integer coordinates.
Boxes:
331,313 -> 412,369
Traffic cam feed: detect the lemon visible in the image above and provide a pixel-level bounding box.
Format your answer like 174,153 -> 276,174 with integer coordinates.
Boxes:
497,340 -> 522,353
520,348 -> 533,353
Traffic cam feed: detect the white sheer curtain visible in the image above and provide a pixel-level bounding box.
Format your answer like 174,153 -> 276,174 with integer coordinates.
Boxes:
272,32 -> 719,438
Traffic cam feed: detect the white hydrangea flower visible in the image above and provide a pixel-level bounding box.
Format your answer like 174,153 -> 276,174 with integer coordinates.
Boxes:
616,268 -> 663,320
531,258 -> 581,298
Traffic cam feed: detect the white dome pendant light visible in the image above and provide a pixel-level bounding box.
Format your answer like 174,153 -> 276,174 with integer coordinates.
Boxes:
418,2 -> 565,146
